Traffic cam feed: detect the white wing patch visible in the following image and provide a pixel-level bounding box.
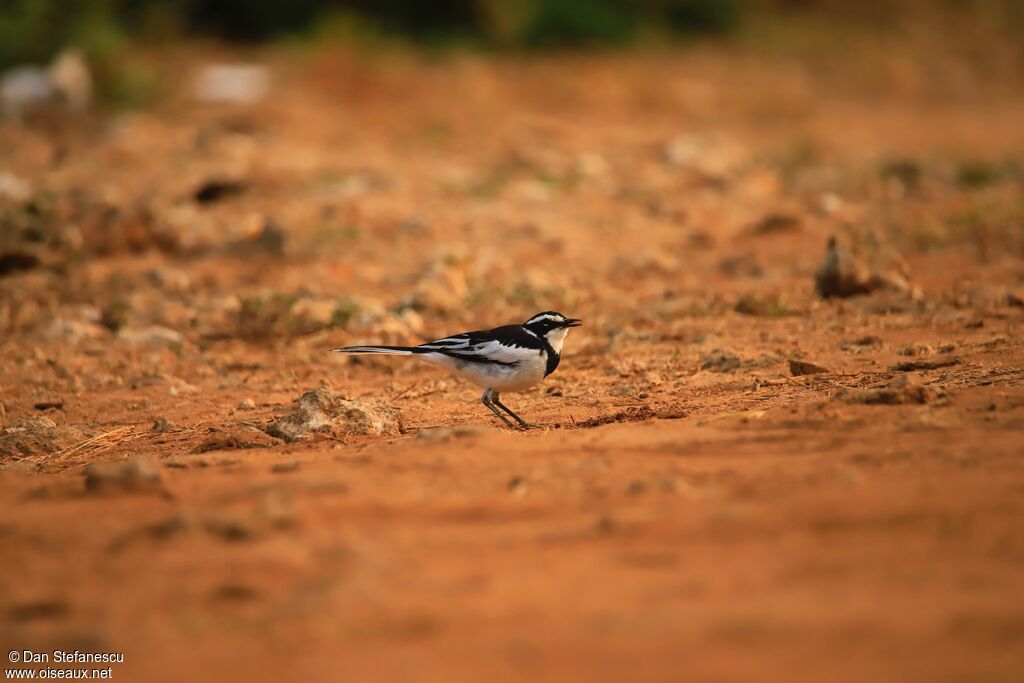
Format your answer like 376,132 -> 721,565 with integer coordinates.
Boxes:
418,336 -> 537,366
418,335 -> 474,351
465,340 -> 536,365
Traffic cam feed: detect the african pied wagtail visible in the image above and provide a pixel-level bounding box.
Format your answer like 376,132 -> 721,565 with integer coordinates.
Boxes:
333,311 -> 581,429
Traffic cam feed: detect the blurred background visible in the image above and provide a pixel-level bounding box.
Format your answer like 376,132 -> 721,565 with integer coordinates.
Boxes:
2,0 -> 1024,431
2,0 -> 1023,104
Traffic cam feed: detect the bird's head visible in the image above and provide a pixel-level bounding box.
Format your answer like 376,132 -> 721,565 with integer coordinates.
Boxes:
523,311 -> 581,354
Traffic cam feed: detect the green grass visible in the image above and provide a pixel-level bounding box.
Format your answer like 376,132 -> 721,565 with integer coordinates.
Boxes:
956,160 -> 1019,191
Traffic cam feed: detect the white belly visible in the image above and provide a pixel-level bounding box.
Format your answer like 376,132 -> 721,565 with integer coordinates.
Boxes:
421,350 -> 548,392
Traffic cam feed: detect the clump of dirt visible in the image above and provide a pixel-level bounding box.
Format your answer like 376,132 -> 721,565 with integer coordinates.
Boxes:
789,359 -> 830,376
84,456 -> 167,496
150,416 -> 181,433
889,358 -> 959,372
195,427 -> 282,452
416,426 -> 486,441
0,416 -> 90,460
835,374 -> 934,405
700,349 -> 741,373
265,387 -> 404,442
745,212 -> 802,236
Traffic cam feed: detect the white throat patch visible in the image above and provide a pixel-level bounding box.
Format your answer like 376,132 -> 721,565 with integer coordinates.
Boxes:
545,327 -> 569,355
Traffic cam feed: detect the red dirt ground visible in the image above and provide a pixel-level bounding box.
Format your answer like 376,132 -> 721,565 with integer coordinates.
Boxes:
1,46 -> 1023,682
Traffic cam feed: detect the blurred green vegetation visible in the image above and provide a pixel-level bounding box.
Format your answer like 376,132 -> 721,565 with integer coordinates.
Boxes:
1,0 -> 1022,68
0,0 -> 743,63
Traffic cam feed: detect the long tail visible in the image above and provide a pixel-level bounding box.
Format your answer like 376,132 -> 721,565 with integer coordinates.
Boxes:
332,345 -> 424,356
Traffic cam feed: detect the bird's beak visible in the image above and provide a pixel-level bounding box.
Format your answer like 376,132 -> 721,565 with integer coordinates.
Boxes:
564,318 -> 582,328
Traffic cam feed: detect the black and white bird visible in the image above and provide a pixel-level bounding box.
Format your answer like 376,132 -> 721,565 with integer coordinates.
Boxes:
332,311 -> 582,429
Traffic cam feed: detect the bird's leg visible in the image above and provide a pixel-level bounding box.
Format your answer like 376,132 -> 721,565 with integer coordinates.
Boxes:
491,392 -> 530,428
482,389 -> 518,430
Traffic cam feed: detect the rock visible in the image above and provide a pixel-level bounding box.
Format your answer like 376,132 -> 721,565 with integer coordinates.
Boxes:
145,267 -> 192,294
818,193 -> 844,217
151,300 -> 195,330
661,134 -> 748,179
212,584 -> 261,602
121,511 -> 190,544
43,310 -> 107,344
611,250 -> 681,277
0,171 -> 32,202
237,398 -> 256,411
8,416 -> 57,430
117,325 -> 184,348
202,515 -> 254,542
265,387 -> 403,442
902,342 -> 930,356
49,49 -> 92,113
699,349 -> 741,373
889,358 -> 959,372
259,490 -> 295,528
244,219 -> 287,254
415,426 -> 485,441
408,265 -> 468,313
509,178 -> 552,202
0,417 -> 88,459
0,251 -> 41,277
719,253 -> 764,278
290,298 -> 338,328
836,374 -> 933,405
7,600 -> 70,622
193,178 -> 246,204
150,416 -> 180,433
84,457 -> 166,495
1,66 -> 53,118
193,63 -> 269,104
0,459 -> 39,474
747,213 -> 802,236
320,172 -> 382,201
789,359 -> 830,376
153,204 -> 220,252
168,382 -> 198,396
195,427 -> 280,452
397,217 -> 428,234
734,293 -> 791,316
576,152 -> 609,178
99,299 -> 129,333
0,49 -> 91,118
841,335 -> 882,350
347,307 -> 423,346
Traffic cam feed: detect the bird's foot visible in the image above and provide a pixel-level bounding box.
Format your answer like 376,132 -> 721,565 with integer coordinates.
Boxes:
502,420 -> 531,431
491,417 -> 530,431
